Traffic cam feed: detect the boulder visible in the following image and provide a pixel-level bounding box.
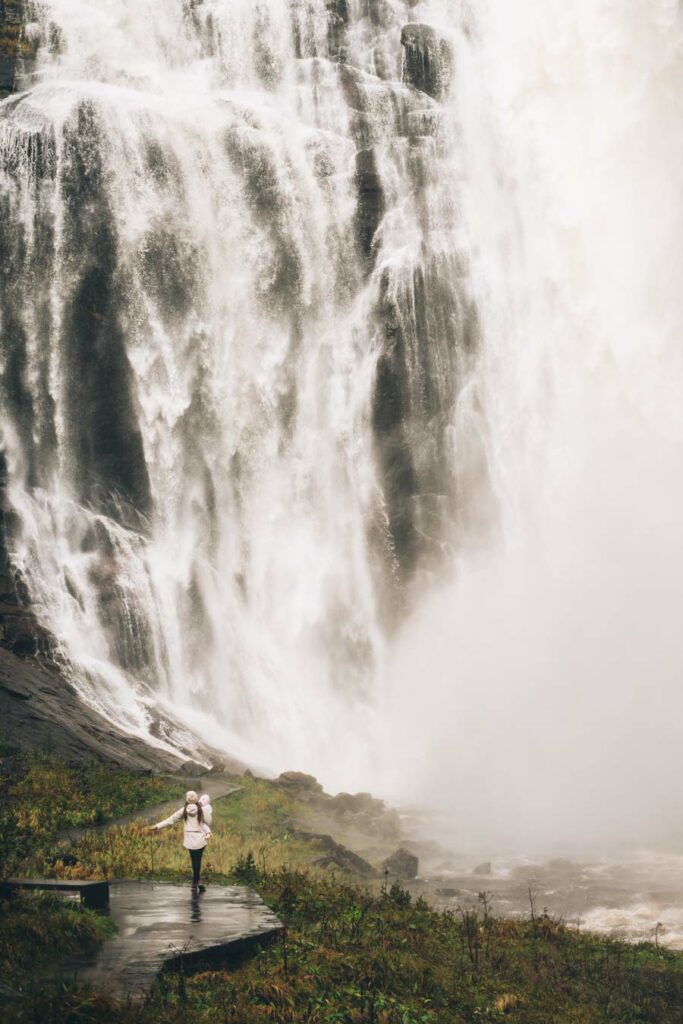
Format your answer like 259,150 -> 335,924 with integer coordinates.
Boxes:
328,791 -> 385,816
401,23 -> 453,101
383,847 -> 419,879
472,861 -> 492,875
276,770 -> 324,794
178,760 -> 210,777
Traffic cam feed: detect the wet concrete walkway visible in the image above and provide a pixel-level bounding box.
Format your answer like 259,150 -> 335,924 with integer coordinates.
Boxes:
61,880 -> 282,1001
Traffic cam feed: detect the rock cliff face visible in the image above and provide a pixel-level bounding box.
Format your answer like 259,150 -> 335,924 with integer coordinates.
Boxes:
0,646 -> 179,767
0,2 -> 483,761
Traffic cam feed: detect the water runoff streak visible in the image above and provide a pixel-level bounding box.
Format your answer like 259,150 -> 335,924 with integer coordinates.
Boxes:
0,1 -> 481,778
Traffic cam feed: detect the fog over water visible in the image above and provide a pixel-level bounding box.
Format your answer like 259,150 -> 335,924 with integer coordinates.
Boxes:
1,0 -> 683,864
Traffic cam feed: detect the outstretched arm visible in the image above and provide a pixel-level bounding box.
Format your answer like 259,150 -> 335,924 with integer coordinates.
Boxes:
150,808 -> 184,831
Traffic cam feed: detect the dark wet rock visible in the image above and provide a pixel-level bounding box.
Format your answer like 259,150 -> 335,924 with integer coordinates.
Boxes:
0,0 -> 24,98
371,253 -> 483,586
0,647 -> 184,769
178,760 -> 210,777
224,123 -> 304,317
354,147 -> 384,264
328,791 -> 385,815
372,268 -> 421,575
383,847 -> 419,879
436,887 -> 459,897
0,47 -> 14,96
0,456 -> 54,660
276,770 -> 324,795
298,831 -> 378,878
326,0 -> 348,61
401,23 -> 453,101
472,861 -> 492,876
60,101 -> 153,525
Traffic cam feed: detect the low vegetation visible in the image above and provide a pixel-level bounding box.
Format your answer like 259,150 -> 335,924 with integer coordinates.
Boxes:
0,751 -> 185,877
2,752 -> 683,1023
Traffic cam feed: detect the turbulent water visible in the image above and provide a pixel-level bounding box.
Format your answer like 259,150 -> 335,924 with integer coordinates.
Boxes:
0,1 -> 480,770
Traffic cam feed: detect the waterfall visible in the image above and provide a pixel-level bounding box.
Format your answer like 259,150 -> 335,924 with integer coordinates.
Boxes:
0,1 -> 478,778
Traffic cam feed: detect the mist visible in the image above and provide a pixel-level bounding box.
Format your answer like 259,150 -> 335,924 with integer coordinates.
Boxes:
376,0 -> 683,853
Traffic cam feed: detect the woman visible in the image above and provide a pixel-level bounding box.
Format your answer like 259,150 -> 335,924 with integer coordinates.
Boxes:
149,790 -> 212,892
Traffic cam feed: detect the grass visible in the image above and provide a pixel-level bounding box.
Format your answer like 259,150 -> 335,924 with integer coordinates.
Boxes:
25,774 -> 322,882
3,757 -> 683,1023
0,890 -> 116,1005
0,750 -> 186,878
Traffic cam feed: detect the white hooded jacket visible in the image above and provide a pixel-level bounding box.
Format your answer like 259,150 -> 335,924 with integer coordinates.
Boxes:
153,803 -> 212,850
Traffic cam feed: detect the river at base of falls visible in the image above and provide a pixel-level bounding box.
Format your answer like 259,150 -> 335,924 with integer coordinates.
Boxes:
411,841 -> 683,950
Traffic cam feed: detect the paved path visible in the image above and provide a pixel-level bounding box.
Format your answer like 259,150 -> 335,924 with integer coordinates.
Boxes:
55,880 -> 281,1001
58,778 -> 242,844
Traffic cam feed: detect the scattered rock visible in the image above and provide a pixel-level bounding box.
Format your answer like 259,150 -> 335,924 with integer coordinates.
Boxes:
436,887 -> 459,897
383,847 -> 419,879
206,760 -> 226,775
472,861 -> 492,876
276,771 -> 324,795
401,23 -> 453,101
298,832 -> 378,878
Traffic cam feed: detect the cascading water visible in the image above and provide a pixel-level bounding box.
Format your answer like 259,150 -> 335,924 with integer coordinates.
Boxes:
0,1 -> 479,778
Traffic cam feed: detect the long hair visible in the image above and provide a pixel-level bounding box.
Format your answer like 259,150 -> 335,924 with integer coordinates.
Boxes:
182,802 -> 203,823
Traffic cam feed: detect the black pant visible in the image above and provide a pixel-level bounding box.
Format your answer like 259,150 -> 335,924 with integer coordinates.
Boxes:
189,847 -> 204,885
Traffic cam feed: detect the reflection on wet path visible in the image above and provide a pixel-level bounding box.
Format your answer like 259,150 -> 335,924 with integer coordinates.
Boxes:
57,880 -> 281,1001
